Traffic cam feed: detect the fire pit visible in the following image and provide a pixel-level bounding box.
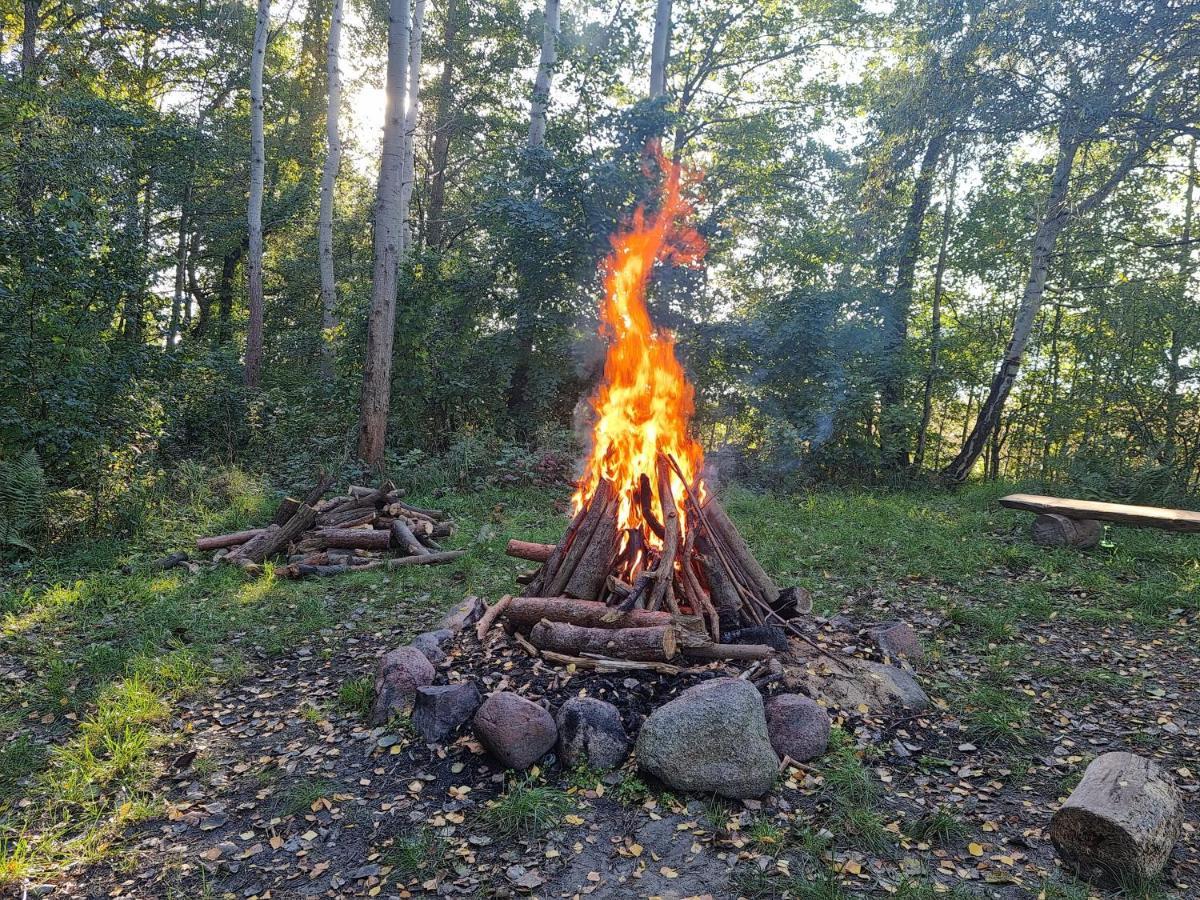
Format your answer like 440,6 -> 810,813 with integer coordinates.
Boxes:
501,164 -> 810,668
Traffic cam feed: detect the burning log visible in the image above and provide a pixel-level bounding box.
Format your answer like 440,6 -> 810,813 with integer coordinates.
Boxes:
506,540 -> 555,563
529,619 -> 677,662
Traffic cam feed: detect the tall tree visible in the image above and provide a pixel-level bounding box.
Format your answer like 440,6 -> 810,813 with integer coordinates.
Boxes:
357,0 -> 412,466
244,0 -> 270,389
399,0 -> 426,253
318,0 -> 344,379
649,0 -> 671,98
526,0 -> 560,149
425,0 -> 459,248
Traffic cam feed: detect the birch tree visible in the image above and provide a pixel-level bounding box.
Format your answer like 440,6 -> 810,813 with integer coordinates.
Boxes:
649,0 -> 671,98
527,0 -> 560,149
357,0 -> 411,465
399,0 -> 426,253
318,0 -> 343,379
243,0 -> 270,389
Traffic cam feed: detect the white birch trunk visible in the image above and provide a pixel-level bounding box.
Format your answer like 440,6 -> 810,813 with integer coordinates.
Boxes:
526,0 -> 560,149
357,0 -> 411,465
244,0 -> 270,389
318,0 -> 343,379
649,0 -> 671,98
399,0 -> 425,253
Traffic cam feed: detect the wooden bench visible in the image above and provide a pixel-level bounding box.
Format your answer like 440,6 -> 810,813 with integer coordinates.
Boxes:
999,493 -> 1200,548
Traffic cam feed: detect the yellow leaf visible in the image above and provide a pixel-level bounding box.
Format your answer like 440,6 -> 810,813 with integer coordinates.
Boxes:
968,843 -> 985,857
564,814 -> 585,826
660,866 -> 678,878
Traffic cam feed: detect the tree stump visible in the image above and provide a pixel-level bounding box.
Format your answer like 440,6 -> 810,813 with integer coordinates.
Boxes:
1049,751 -> 1183,884
1031,513 -> 1102,548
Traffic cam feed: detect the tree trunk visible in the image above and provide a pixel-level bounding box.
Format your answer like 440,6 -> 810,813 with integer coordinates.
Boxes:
318,0 -> 344,380
915,151 -> 957,468
1165,137 -> 1196,464
357,0 -> 412,466
244,0 -> 271,389
399,0 -> 426,255
943,136 -> 1079,483
880,130 -> 945,470
649,0 -> 672,98
21,0 -> 40,77
425,0 -> 458,249
217,245 -> 242,345
169,184 -> 191,349
526,0 -> 560,149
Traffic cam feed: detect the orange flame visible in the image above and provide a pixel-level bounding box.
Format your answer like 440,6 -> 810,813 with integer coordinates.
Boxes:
572,157 -> 707,572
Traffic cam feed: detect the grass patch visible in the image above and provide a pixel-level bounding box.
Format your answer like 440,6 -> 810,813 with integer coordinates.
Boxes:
381,827 -> 446,878
277,778 -> 339,818
481,776 -> 571,839
959,684 -> 1036,747
904,805 -> 969,846
337,676 -> 374,718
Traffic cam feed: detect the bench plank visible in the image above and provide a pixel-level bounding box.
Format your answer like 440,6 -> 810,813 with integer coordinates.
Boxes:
999,493 -> 1200,533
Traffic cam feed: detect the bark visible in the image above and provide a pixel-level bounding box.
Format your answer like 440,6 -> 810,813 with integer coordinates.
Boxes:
390,519 -> 428,555
529,619 -> 677,662
170,178 -> 192,349
1165,137 -> 1197,462
526,0 -> 560,149
216,245 -> 242,344
316,527 -> 393,550
269,497 -> 300,526
505,539 -> 555,562
879,131 -> 945,469
231,503 -> 318,565
703,497 -> 779,603
425,0 -> 458,248
244,0 -> 270,389
475,595 -> 512,640
649,0 -> 671,98
682,643 -> 775,662
915,151 -> 958,468
357,0 -> 411,466
21,0 -> 40,78
1030,514 -> 1102,549
399,0 -> 425,253
197,528 -> 264,552
385,549 -> 464,567
1049,751 -> 1183,884
503,597 -> 676,630
564,499 -> 619,600
318,0 -> 344,379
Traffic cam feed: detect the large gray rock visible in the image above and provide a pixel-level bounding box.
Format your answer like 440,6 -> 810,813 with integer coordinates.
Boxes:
869,621 -> 924,662
474,692 -> 557,769
412,683 -> 481,743
788,655 -> 929,714
763,694 -> 830,762
556,697 -> 629,770
369,646 -> 435,725
411,629 -> 454,665
636,678 -> 779,799
1050,751 -> 1182,885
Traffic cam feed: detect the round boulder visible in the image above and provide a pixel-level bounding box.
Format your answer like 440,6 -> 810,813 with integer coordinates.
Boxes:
635,677 -> 779,799
474,692 -> 557,770
763,694 -> 831,762
369,646 -> 435,726
869,621 -> 924,662
556,697 -> 629,770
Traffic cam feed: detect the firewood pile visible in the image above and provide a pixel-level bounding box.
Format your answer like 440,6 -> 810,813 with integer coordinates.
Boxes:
500,452 -> 816,669
195,474 -> 463,577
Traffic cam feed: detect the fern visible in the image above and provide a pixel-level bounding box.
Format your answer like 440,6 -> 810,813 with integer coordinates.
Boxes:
0,449 -> 47,551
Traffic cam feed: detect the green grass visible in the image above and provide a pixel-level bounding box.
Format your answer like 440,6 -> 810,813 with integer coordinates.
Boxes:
481,775 -> 572,839
337,675 -> 374,718
904,805 -> 969,846
380,827 -> 446,878
277,778 -> 339,818
3,470 -> 1198,884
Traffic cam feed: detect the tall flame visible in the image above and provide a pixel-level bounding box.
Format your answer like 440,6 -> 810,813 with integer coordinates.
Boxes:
572,159 -> 707,568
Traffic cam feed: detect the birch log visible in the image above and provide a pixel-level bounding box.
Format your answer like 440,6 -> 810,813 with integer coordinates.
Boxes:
317,0 -> 343,379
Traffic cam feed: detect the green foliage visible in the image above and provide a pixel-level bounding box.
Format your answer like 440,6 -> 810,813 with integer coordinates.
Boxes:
381,827 -> 447,878
481,776 -> 571,839
337,676 -> 374,719
0,450 -> 46,551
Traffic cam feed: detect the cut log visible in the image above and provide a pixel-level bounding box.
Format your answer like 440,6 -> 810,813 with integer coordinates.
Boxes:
999,493 -> 1200,533
391,520 -> 429,556
385,550 -> 465,567
197,528 -> 264,552
269,497 -> 301,527
316,528 -> 393,551
529,619 -> 677,662
318,505 -> 379,528
699,539 -> 745,633
1050,751 -> 1183,884
300,472 -> 335,507
224,525 -> 278,565
1030,513 -> 1102,549
503,597 -> 675,630
149,551 -> 190,571
525,499 -> 591,596
506,539 -> 555,563
682,642 -> 775,661
393,499 -> 447,521
647,455 -> 681,613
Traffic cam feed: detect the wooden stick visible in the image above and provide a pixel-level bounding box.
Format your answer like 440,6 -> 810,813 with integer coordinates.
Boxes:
530,619 -> 677,662
564,495 -> 619,600
682,642 -> 775,661
539,649 -> 682,676
197,528 -> 264,552
505,539 -> 555,563
393,499 -> 448,522
475,595 -> 512,641
234,503 -> 319,565
649,455 -> 682,614
385,549 -> 465,568
525,498 -> 591,596
545,480 -> 615,597
316,528 -> 392,551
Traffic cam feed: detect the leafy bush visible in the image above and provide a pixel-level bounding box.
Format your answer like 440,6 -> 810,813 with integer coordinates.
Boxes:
0,449 -> 46,552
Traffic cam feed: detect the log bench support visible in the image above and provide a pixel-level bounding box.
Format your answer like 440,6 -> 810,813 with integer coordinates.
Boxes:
1031,513 -> 1102,549
1000,492 -> 1200,549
